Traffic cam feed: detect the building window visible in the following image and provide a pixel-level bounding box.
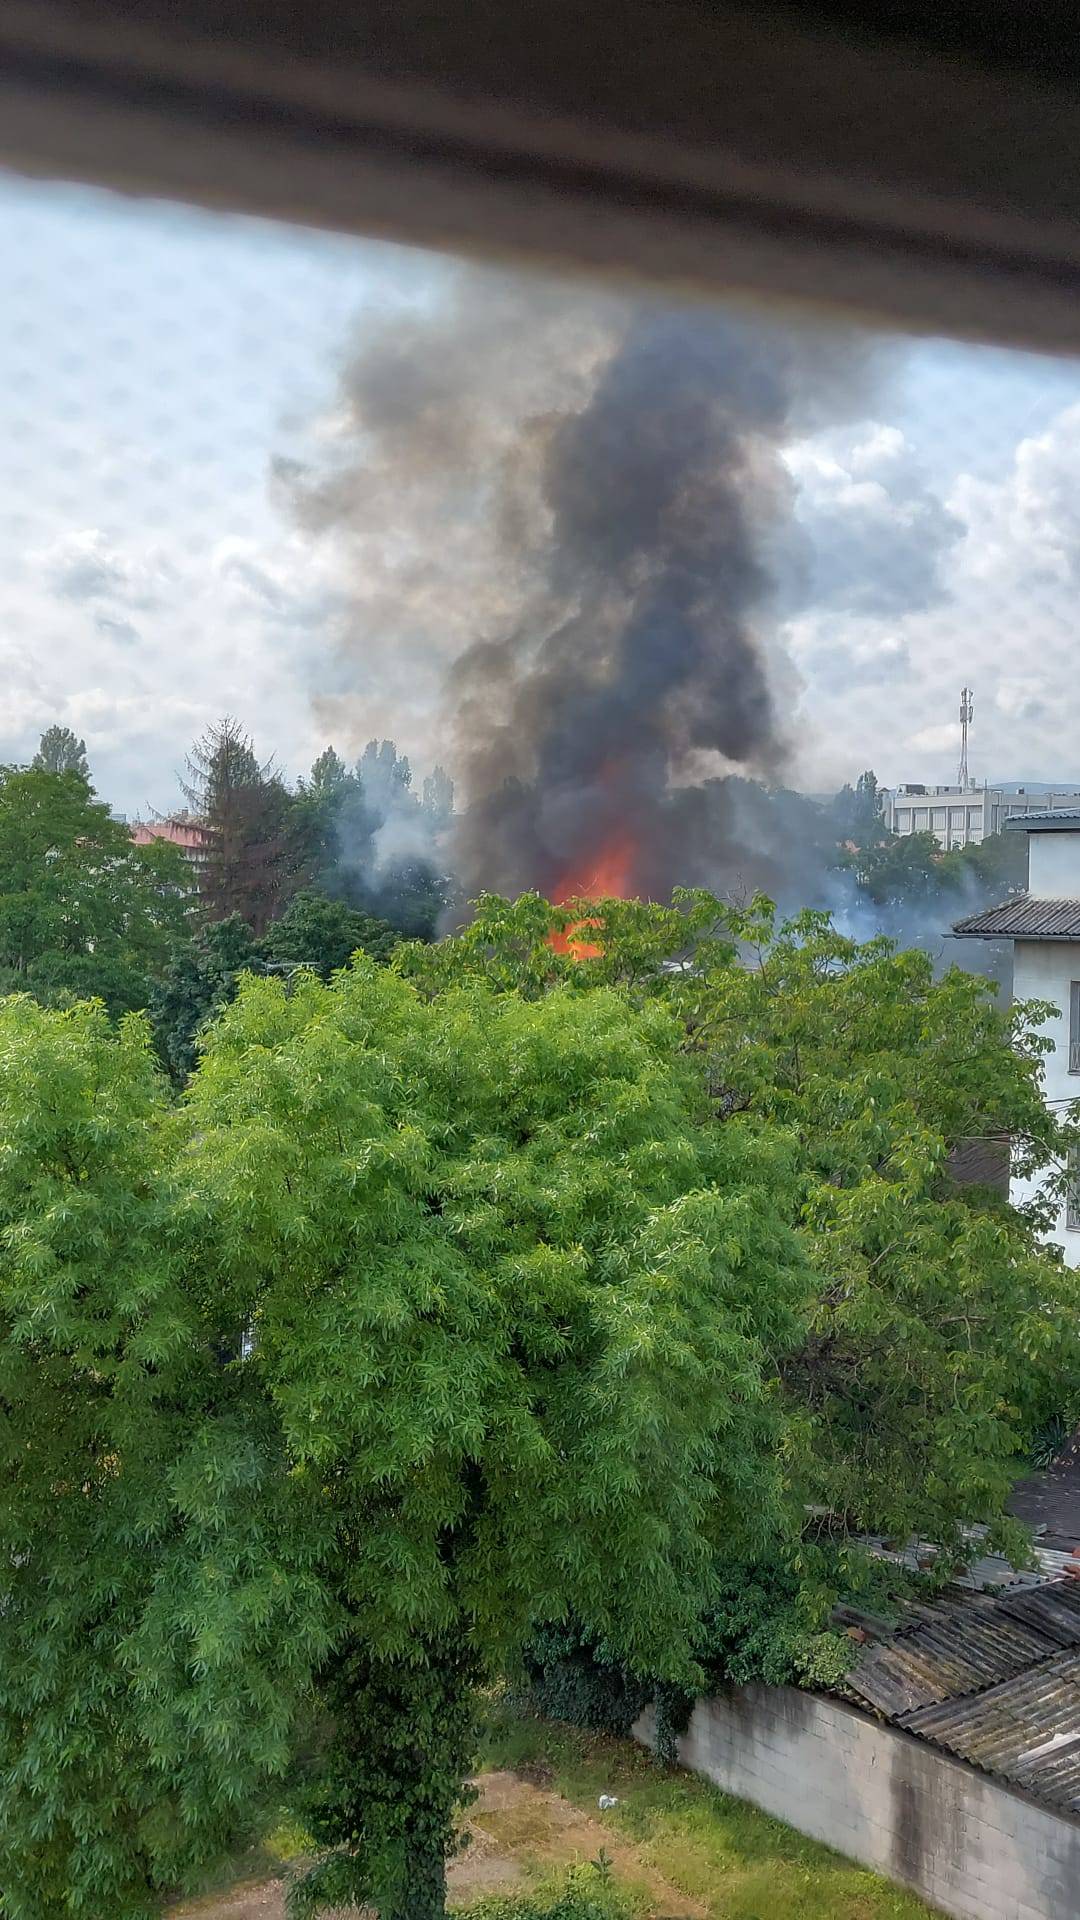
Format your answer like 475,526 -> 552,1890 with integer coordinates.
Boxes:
915,808 -> 928,829
1071,982 -> 1080,1074
1068,1148 -> 1080,1231
932,808 -> 946,830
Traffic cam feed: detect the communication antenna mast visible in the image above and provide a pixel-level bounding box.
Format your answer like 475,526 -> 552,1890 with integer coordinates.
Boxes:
958,686 -> 974,789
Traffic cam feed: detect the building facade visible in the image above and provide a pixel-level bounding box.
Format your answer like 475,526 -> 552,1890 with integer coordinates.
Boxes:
955,811 -> 1080,1266
884,784 -> 1080,850
130,813 -> 208,862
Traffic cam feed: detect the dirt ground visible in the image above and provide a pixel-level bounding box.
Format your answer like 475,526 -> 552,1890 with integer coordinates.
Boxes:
169,1768 -> 705,1918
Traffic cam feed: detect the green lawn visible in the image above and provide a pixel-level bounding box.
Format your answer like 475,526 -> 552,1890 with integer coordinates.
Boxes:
476,1699 -> 938,1920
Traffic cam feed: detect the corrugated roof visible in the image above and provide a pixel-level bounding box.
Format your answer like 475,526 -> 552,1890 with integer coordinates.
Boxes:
1006,809 -> 1080,831
845,1593 -> 1062,1718
842,1578 -> 1080,1809
953,895 -> 1080,938
997,1579 -> 1080,1645
902,1652 -> 1080,1811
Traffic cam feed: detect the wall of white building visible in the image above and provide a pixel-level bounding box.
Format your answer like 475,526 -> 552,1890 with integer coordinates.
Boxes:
1028,833 -> 1080,898
884,790 -> 1080,851
1011,937 -> 1080,1268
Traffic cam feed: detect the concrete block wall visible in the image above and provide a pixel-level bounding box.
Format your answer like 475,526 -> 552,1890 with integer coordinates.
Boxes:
634,1686 -> 1080,1919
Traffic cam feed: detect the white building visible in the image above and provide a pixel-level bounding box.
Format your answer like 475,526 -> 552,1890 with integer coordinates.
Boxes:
955,810 -> 1080,1265
884,784 -> 1080,850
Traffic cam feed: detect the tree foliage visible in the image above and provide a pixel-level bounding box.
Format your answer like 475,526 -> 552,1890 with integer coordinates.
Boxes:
0,952 -> 805,1917
831,769 -> 887,849
32,723 -> 89,780
186,965 -> 803,1916
150,895 -> 399,1082
182,719 -> 309,935
297,740 -> 453,941
259,890 -> 398,976
0,766 -> 191,1014
0,997 -> 334,1918
3,886 -> 1077,1917
149,913 -> 259,1082
439,891 -> 1079,1553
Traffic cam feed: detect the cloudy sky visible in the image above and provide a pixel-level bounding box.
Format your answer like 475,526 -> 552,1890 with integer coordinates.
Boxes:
2,169 -> 1080,818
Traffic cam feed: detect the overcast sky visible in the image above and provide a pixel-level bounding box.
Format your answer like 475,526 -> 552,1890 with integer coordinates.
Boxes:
2,170 -> 1080,818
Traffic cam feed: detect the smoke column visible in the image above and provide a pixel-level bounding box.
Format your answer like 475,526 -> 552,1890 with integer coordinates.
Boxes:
281,266 -> 875,906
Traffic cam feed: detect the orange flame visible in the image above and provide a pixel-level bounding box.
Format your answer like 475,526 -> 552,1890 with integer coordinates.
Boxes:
549,834 -> 636,957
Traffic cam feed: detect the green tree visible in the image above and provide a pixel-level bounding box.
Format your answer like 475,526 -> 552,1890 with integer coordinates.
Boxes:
832,769 -> 887,849
186,965 -> 804,1918
298,740 -> 452,940
0,995 -> 335,1919
480,889 -> 1077,1551
0,766 -> 191,1014
308,747 -> 349,796
258,889 -> 398,977
182,720 -> 308,935
846,827 -> 942,904
0,958 -> 807,1918
942,827 -> 1028,897
421,765 -> 455,827
32,723 -> 89,779
291,751 -> 371,901
149,913 -> 260,1081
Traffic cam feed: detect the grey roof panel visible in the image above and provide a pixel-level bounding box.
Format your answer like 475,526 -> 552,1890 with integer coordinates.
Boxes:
953,895 -> 1080,938
841,1579 -> 1080,1808
998,1580 -> 1080,1645
1006,809 -> 1080,831
900,1651 -> 1080,1810
844,1596 -> 1058,1716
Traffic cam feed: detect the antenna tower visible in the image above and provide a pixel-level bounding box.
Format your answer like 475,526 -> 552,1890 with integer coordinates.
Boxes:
957,686 -> 974,789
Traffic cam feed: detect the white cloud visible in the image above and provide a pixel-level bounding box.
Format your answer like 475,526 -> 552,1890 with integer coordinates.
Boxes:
793,397 -> 1080,792
908,721 -> 961,754
37,527 -> 176,609
995,677 -> 1052,723
784,422 -> 961,618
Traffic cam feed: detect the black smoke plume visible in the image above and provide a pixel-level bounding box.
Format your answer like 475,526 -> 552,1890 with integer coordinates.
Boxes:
280,267 -> 876,907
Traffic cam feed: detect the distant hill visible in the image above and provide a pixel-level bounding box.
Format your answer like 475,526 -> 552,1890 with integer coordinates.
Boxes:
991,779 -> 1080,793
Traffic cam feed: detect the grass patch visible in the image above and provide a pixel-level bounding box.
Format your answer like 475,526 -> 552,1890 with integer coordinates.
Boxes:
478,1697 -> 935,1920
167,1803 -> 315,1913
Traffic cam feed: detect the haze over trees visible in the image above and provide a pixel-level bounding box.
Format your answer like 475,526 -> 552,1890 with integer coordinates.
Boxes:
295,736 -> 454,938
0,887 -> 1074,1919
0,723 -> 1023,1064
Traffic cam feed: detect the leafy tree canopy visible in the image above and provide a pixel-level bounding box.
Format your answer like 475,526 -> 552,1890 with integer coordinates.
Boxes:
0,766 -> 191,1015
0,952 -> 803,1916
832,768 -> 887,849
182,719 -> 309,936
4,890 -> 1077,1919
32,723 -> 89,780
150,896 -> 399,1082
259,889 -> 398,976
403,888 -> 1079,1551
149,913 -> 259,1082
296,743 -> 452,941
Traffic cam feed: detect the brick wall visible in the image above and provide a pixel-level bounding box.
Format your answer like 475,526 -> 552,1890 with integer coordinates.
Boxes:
634,1686 -> 1080,1920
